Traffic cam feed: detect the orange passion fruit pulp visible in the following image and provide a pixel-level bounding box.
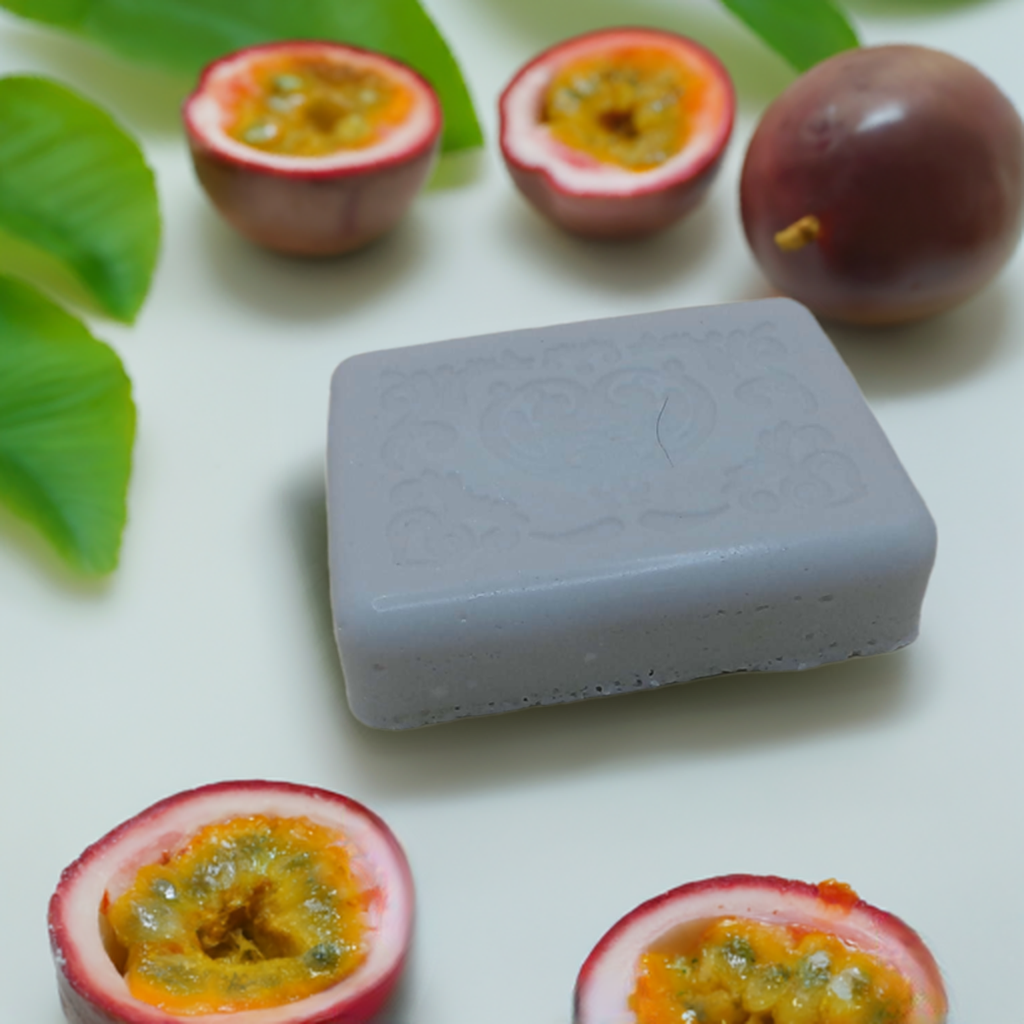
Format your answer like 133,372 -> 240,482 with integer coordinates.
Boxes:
184,42 -> 442,256
575,875 -> 947,1024
49,781 -> 414,1024
500,28 -> 735,238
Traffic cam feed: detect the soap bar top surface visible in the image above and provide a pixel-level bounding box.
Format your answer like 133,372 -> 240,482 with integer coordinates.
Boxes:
327,298 -> 935,727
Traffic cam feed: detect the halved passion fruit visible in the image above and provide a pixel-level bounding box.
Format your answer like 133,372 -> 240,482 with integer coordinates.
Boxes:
575,875 -> 947,1024
183,42 -> 442,255
499,28 -> 735,238
49,780 -> 414,1024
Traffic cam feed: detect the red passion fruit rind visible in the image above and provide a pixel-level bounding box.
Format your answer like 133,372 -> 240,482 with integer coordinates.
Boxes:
183,41 -> 442,256
574,874 -> 947,1024
499,28 -> 735,239
49,780 -> 414,1024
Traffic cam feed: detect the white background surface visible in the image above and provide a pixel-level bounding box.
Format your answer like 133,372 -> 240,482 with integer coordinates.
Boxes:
1,1 -> 1021,1021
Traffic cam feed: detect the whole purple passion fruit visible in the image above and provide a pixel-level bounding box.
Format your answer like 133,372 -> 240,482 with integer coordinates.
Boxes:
741,45 -> 1024,325
184,42 -> 442,256
500,28 -> 735,239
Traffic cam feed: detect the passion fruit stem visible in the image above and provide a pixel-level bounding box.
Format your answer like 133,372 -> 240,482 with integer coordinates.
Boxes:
775,214 -> 821,251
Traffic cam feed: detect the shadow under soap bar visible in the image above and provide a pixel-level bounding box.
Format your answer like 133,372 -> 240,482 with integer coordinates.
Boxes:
327,299 -> 936,729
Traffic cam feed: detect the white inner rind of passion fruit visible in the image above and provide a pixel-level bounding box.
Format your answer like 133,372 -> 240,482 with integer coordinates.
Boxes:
186,44 -> 438,174
53,786 -> 412,1023
576,884 -> 943,1024
501,30 -> 731,197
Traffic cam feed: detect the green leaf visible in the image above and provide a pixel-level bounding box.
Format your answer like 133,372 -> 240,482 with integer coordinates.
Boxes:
0,275 -> 135,575
0,75 -> 160,323
0,0 -> 483,153
718,0 -> 860,72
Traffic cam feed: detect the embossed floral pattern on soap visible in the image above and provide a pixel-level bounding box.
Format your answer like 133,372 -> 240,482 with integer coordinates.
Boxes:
372,315 -> 864,566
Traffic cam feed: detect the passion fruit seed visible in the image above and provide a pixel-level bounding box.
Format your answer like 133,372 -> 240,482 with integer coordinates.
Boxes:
103,814 -> 369,1015
273,74 -> 304,93
632,918 -> 913,1024
229,58 -> 413,158
242,122 -> 278,145
543,51 -> 691,170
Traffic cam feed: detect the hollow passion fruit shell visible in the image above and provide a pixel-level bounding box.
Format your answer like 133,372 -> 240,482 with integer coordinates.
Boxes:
183,42 -> 442,256
49,781 -> 414,1024
575,875 -> 947,1024
741,45 -> 1024,325
499,28 -> 735,238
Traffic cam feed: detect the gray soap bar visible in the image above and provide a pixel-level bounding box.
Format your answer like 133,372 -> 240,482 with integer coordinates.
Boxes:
327,299 -> 935,729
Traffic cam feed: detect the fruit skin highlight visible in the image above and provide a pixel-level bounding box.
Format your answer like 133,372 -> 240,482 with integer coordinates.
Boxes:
499,28 -> 735,239
741,45 -> 1024,325
184,41 -> 442,256
574,874 -> 947,1024
49,780 -> 414,1024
